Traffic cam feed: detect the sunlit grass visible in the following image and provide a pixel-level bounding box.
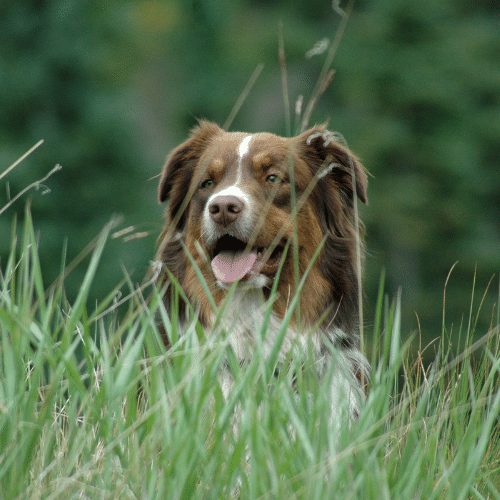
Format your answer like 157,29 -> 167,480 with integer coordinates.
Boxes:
0,210 -> 498,499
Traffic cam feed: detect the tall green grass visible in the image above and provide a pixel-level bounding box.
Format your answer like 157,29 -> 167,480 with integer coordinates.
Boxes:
0,211 -> 498,499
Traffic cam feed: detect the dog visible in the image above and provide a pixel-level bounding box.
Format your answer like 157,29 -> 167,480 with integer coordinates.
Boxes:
156,120 -> 369,417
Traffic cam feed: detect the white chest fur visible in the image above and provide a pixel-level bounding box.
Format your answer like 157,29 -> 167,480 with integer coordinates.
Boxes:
209,287 -> 366,419
217,288 -> 320,361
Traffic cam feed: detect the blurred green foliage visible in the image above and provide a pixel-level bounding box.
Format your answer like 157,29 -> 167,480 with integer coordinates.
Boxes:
0,1 -> 155,295
0,0 -> 498,342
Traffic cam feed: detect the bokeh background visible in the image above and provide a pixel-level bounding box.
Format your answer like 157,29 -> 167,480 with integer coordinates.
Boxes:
1,0 -> 498,348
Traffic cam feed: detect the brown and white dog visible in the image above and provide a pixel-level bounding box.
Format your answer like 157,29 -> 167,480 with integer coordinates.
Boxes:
156,120 -> 369,416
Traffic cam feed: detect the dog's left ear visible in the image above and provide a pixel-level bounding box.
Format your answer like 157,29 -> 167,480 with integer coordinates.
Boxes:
297,126 -> 368,204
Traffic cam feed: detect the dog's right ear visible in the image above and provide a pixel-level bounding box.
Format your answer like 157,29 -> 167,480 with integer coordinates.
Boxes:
158,120 -> 222,229
158,120 -> 222,203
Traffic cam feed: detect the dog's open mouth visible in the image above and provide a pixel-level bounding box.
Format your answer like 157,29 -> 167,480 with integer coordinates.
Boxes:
210,234 -> 285,284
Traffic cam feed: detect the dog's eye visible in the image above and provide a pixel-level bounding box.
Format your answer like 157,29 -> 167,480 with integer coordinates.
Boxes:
266,174 -> 281,184
200,179 -> 214,189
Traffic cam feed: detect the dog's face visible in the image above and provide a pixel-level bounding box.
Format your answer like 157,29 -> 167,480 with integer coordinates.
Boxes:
158,121 -> 367,330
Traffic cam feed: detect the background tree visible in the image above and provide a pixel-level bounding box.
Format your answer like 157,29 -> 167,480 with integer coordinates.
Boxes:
1,0 -> 498,347
0,1 -> 153,296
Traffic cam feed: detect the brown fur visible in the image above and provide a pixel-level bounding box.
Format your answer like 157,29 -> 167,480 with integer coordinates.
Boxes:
156,120 -> 367,342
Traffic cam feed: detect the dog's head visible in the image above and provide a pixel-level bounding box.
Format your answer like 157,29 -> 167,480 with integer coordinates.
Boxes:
157,120 -> 367,330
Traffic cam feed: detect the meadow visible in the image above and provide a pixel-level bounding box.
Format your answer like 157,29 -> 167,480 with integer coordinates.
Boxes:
1,5 -> 498,492
0,199 -> 498,498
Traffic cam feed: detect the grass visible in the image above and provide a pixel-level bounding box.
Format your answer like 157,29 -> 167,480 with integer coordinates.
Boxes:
0,209 -> 498,499
0,9 -> 498,493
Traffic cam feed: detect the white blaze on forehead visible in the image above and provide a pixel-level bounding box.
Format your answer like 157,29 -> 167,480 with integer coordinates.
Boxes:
236,135 -> 253,185
238,134 -> 253,159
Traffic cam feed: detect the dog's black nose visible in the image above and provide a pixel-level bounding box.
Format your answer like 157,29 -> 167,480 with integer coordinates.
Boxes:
208,195 -> 244,226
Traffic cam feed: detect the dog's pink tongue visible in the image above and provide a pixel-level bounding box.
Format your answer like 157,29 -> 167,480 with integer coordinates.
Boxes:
211,251 -> 257,284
